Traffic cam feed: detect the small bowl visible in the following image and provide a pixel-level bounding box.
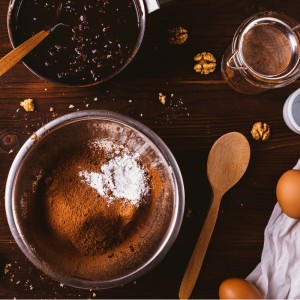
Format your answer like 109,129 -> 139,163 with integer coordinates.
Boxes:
283,88 -> 300,134
5,110 -> 185,289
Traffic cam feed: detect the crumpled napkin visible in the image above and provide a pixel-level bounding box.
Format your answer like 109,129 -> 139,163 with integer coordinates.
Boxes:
247,159 -> 300,299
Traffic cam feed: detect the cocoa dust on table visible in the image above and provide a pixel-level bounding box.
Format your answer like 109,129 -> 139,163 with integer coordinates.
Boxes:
30,144 -> 169,280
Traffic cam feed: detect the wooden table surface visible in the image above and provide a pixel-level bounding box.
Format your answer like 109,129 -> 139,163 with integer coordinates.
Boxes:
1,0 -> 300,298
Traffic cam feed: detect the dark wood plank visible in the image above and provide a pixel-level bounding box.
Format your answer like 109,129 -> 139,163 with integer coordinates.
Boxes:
1,0 -> 300,298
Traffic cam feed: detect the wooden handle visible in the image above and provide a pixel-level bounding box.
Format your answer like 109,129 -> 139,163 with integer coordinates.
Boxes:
0,30 -> 50,77
179,191 -> 222,299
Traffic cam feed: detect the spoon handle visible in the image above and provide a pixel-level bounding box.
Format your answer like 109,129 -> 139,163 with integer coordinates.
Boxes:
0,30 -> 50,77
179,191 -> 222,299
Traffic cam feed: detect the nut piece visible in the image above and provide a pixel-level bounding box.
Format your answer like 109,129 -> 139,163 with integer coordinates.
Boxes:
167,27 -> 188,45
20,98 -> 35,112
159,93 -> 166,105
251,122 -> 270,141
194,52 -> 217,75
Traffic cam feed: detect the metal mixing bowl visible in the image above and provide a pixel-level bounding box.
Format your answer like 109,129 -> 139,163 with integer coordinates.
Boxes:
5,110 -> 185,289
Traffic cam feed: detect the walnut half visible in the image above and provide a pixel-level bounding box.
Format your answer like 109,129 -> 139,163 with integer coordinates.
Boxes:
194,52 -> 217,75
251,122 -> 270,141
167,27 -> 188,45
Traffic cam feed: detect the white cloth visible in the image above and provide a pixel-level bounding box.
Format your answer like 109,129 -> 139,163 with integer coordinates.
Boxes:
247,159 -> 300,299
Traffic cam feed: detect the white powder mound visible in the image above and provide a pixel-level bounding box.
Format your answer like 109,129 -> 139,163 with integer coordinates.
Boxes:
79,153 -> 149,206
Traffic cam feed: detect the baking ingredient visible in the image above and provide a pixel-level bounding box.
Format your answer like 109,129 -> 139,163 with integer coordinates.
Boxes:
251,122 -> 270,141
11,0 -> 140,85
242,25 -> 292,76
42,144 -> 153,255
159,93 -> 166,105
194,52 -> 216,74
79,153 -> 149,206
4,263 -> 12,275
276,169 -> 300,218
219,278 -> 263,299
167,27 -> 188,45
32,134 -> 170,282
20,98 -> 35,112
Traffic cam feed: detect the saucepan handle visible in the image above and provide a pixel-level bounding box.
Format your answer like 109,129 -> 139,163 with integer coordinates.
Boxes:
144,0 -> 175,13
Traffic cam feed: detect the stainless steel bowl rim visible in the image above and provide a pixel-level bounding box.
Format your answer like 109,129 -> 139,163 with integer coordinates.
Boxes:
5,110 -> 185,289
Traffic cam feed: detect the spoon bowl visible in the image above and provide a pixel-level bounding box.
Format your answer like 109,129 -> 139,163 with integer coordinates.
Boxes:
207,132 -> 251,194
179,132 -> 250,299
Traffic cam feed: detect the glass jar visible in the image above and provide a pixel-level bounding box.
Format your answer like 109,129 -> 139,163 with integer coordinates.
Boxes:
221,12 -> 300,95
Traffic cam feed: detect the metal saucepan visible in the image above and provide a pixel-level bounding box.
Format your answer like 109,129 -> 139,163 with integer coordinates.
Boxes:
7,0 -> 173,86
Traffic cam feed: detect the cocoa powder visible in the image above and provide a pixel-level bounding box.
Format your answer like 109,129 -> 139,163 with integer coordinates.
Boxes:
242,25 -> 292,76
27,138 -> 174,282
41,147 -> 151,256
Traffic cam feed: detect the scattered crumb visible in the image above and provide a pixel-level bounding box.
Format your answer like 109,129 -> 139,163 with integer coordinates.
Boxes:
29,284 -> 33,290
128,99 -> 132,103
69,104 -> 74,109
20,98 -> 35,112
4,263 -> 12,274
60,283 -> 64,287
8,149 -> 13,154
92,293 -> 96,297
31,133 -> 38,140
171,93 -> 174,98
86,103 -> 89,107
44,88 -> 47,91
77,108 -> 80,111
94,97 -> 98,101
159,93 -> 166,105
16,108 -> 20,112
155,96 -> 189,125
49,107 -> 54,112
16,281 -> 20,285
140,113 -> 143,117
185,208 -> 192,218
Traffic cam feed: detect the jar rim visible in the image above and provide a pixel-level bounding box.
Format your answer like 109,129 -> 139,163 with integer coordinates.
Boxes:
231,12 -> 300,83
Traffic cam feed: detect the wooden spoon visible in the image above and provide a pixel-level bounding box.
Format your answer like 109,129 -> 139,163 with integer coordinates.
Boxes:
179,132 -> 250,299
0,0 -> 64,77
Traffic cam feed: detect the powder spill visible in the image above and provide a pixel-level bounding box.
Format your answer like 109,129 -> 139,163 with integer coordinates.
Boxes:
79,153 -> 149,206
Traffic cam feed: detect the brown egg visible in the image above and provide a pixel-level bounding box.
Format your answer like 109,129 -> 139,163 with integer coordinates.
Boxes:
276,169 -> 300,219
219,278 -> 263,299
